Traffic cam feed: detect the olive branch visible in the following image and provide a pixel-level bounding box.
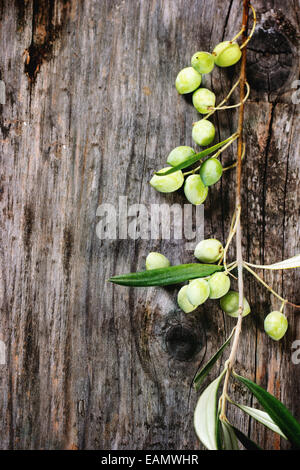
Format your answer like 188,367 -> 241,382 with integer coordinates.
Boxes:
109,0 -> 300,450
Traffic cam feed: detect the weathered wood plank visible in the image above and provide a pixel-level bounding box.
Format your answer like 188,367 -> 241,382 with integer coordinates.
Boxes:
0,0 -> 299,449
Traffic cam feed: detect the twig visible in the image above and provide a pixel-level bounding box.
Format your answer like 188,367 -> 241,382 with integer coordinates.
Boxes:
220,0 -> 250,421
244,263 -> 300,310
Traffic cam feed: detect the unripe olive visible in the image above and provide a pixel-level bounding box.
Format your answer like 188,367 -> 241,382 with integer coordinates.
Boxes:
194,239 -> 224,263
191,51 -> 215,74
264,311 -> 288,341
199,158 -> 223,186
192,120 -> 215,146
175,67 -> 202,94
192,88 -> 216,114
187,278 -> 210,306
220,290 -> 251,317
167,146 -> 195,167
208,272 -> 230,299
213,41 -> 241,67
150,167 -> 184,193
177,285 -> 197,313
184,174 -> 208,205
146,252 -> 170,270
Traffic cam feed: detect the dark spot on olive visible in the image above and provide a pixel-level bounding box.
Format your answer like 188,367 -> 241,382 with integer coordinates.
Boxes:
165,325 -> 202,361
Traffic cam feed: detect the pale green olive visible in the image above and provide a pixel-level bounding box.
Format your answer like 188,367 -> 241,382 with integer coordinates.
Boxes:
199,158 -> 223,186
192,120 -> 215,146
208,272 -> 230,299
146,252 -> 170,270
264,311 -> 288,341
191,51 -> 215,74
192,88 -> 216,114
184,175 -> 208,205
175,67 -> 202,94
177,285 -> 197,313
150,167 -> 184,193
194,239 -> 224,263
187,278 -> 210,306
213,41 -> 241,67
220,290 -> 251,317
167,146 -> 195,167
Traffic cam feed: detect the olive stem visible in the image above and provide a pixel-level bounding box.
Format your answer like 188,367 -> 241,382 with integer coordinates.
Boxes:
243,263 -> 286,303
223,143 -> 246,172
230,26 -> 246,43
219,0 -> 250,421
209,82 -> 250,111
243,263 -> 300,310
203,78 -> 241,121
220,206 -> 241,274
240,4 -> 257,50
280,301 -> 286,313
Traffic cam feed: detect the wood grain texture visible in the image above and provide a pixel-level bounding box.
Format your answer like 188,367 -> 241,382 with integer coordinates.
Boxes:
0,0 -> 299,450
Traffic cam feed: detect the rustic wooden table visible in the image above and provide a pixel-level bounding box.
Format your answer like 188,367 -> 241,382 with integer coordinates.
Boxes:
0,0 -> 299,450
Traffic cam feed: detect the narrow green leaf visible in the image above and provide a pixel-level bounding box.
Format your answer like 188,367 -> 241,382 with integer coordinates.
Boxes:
109,263 -> 223,287
194,369 -> 226,450
232,426 -> 262,450
234,373 -> 300,448
220,420 -> 239,450
194,327 -> 235,391
155,137 -> 234,176
232,401 -> 287,439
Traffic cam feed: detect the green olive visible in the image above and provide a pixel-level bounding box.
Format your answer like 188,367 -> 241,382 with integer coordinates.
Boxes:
191,51 -> 215,74
208,272 -> 230,299
192,88 -> 216,114
194,239 -> 224,263
192,120 -> 215,146
146,252 -> 170,270
199,158 -> 223,186
167,146 -> 195,167
175,67 -> 202,94
220,290 -> 251,317
150,167 -> 184,193
184,175 -> 208,205
264,311 -> 288,341
177,285 -> 197,313
187,278 -> 210,306
213,41 -> 241,67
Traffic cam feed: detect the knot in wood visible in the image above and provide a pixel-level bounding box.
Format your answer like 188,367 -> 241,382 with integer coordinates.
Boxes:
165,325 -> 201,361
247,25 -> 293,93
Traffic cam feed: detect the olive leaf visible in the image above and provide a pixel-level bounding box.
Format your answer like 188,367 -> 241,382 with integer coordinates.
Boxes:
193,327 -> 235,391
109,263 -> 223,287
231,426 -> 262,450
234,373 -> 300,448
194,369 -> 226,450
155,136 -> 234,176
246,254 -> 300,270
220,420 -> 239,450
231,401 -> 287,439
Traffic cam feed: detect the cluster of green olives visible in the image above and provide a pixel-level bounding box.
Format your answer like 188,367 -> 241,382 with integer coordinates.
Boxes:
176,42 -> 241,145
146,240 -> 288,341
146,239 -> 250,316
150,42 -> 242,205
150,146 -> 223,205
177,239 -> 250,315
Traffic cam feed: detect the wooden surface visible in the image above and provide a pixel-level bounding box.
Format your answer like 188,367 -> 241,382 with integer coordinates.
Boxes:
0,0 -> 299,450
